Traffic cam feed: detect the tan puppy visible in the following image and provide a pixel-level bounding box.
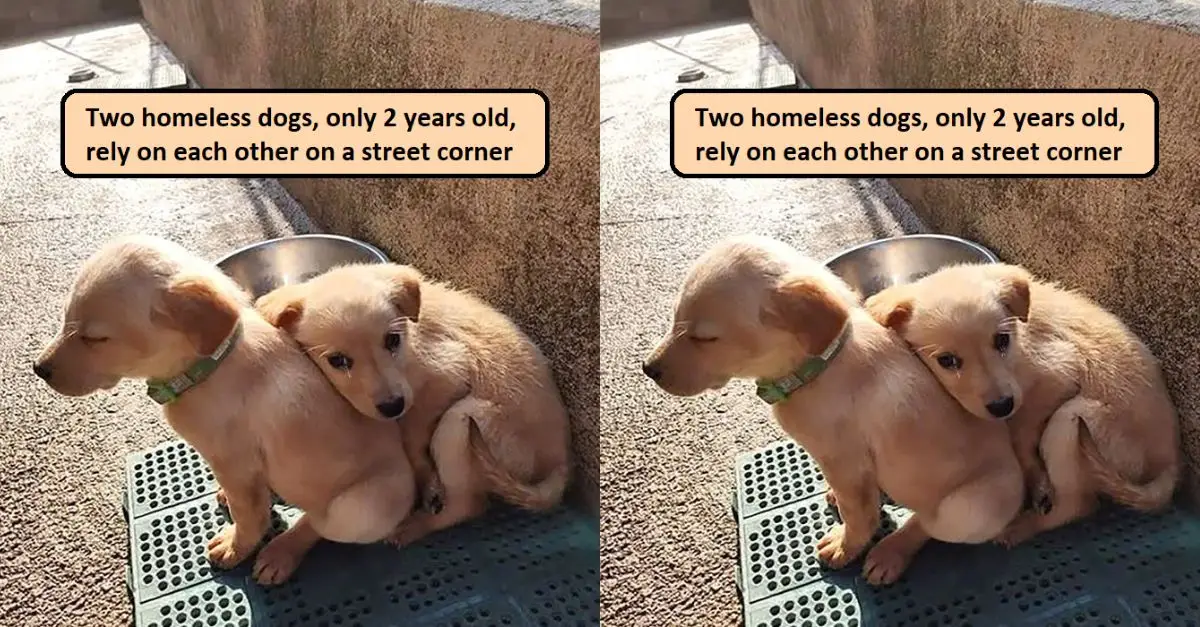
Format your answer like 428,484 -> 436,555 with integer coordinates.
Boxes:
642,236 -> 1024,585
254,262 -> 571,546
864,263 -> 1181,546
34,235 -> 416,584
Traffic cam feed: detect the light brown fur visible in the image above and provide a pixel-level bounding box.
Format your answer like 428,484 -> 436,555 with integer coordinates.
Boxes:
642,236 -> 1024,585
865,263 -> 1182,546
34,236 -> 416,585
254,263 -> 572,546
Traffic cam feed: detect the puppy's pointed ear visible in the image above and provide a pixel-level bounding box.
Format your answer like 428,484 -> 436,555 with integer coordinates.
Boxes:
155,275 -> 240,354
763,274 -> 849,353
254,283 -> 306,333
376,264 -> 422,322
994,266 -> 1031,323
864,285 -> 914,331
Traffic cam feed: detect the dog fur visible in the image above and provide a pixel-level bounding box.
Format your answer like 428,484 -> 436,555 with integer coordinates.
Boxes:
254,262 -> 572,546
864,263 -> 1182,546
34,235 -> 416,584
642,235 -> 1024,585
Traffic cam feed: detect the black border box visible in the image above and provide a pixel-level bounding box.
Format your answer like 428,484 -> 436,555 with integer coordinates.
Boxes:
669,88 -> 1160,179
61,88 -> 551,179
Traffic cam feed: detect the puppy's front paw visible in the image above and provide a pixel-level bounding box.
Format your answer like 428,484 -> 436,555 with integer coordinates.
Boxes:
994,514 -> 1039,549
862,536 -> 913,586
816,525 -> 862,570
206,524 -> 253,569
253,535 -> 304,586
423,477 -> 445,514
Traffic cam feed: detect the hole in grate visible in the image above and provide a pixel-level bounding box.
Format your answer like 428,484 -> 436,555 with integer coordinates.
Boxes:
136,500 -> 290,600
1130,571 -> 1200,625
741,443 -> 825,515
746,500 -> 839,594
751,584 -> 860,627
131,442 -> 216,515
869,583 -> 984,627
993,551 -> 1087,615
525,570 -> 600,627
383,551 -> 480,612
266,590 -> 373,627
144,586 -> 250,627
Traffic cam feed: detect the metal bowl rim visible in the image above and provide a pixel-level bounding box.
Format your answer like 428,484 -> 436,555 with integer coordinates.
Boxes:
214,233 -> 390,267
821,233 -> 1000,268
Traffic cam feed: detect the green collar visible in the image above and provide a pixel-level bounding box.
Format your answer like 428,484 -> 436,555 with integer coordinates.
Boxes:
756,322 -> 851,405
146,320 -> 243,405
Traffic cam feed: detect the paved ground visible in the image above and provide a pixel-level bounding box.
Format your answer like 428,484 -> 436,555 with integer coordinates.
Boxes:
0,22 -> 316,626
598,23 -> 927,626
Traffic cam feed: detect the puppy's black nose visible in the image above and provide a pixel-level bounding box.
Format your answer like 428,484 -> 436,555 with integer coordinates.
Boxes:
32,362 -> 52,382
986,396 -> 1015,418
642,362 -> 662,381
375,397 -> 406,419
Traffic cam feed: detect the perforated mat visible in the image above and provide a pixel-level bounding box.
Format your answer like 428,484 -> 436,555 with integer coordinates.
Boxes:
734,440 -> 1200,626
124,440 -> 599,626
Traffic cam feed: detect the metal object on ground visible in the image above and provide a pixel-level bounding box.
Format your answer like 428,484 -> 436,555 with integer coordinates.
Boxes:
124,440 -> 600,627
68,68 -> 97,83
215,234 -> 389,300
824,234 -> 999,299
734,440 -> 1200,626
677,68 -> 706,83
91,63 -> 188,90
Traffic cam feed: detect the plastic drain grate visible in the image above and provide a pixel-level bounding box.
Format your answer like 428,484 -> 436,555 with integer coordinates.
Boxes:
126,439 -> 599,626
735,439 -> 1200,626
127,441 -> 218,518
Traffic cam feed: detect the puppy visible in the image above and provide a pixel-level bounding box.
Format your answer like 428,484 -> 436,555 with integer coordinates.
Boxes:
34,235 -> 416,584
864,263 -> 1181,546
642,235 -> 1024,585
254,262 -> 572,546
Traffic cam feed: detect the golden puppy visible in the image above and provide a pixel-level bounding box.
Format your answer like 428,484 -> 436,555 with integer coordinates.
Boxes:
865,263 -> 1181,546
642,235 -> 1024,585
254,262 -> 571,546
34,235 -> 416,584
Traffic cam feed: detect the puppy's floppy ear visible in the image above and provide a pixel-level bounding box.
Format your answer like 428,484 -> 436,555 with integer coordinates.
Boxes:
155,275 -> 240,354
375,264 -> 422,322
763,274 -> 849,353
254,283 -> 307,333
864,285 -> 915,331
994,266 -> 1031,323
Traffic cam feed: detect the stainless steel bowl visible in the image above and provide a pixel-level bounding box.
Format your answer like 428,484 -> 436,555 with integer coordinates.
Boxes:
215,234 -> 390,300
824,234 -> 999,299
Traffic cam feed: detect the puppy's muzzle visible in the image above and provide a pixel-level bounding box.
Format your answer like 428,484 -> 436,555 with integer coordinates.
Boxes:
375,396 -> 407,419
33,361 -> 52,383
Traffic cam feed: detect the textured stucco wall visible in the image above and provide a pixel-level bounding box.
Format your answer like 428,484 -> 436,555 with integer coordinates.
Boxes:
749,0 -> 1200,501
0,0 -> 140,43
139,0 -> 601,513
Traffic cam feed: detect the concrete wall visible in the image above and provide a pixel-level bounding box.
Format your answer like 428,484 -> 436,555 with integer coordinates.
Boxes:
602,0 -> 750,47
0,0 -> 140,43
749,0 -> 1200,501
139,0 -> 601,513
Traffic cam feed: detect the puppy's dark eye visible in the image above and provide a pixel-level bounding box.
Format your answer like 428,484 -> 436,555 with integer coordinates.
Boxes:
935,353 -> 962,370
384,331 -> 402,352
326,353 -> 353,371
993,332 -> 1011,353
80,336 -> 109,346
691,336 -> 718,344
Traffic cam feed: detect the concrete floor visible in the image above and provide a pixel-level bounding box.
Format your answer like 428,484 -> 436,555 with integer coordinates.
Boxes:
0,23 -> 316,626
599,23 -> 927,626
